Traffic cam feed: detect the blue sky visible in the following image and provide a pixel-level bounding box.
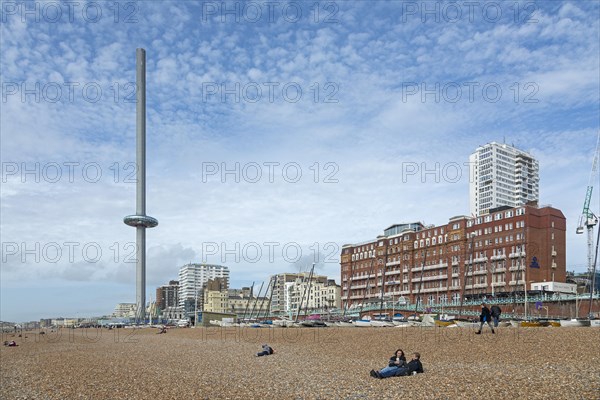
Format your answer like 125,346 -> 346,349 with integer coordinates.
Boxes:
1,1 -> 599,322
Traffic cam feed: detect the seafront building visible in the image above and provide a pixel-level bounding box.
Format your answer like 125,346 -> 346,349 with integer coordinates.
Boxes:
469,142 -> 539,217
227,287 -> 269,317
202,278 -> 229,313
112,303 -> 137,318
340,203 -> 566,309
178,264 -> 230,317
156,280 -> 179,311
270,272 -> 341,316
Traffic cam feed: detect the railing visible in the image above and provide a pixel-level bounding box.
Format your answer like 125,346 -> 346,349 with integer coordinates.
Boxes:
341,293 -> 600,317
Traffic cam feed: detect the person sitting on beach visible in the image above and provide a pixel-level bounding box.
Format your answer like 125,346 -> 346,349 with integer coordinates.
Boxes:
256,344 -> 275,357
476,302 -> 495,334
157,326 -> 167,334
372,352 -> 424,378
370,349 -> 406,379
3,341 -> 18,347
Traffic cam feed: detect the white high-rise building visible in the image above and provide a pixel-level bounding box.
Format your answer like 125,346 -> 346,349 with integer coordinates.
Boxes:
469,142 -> 539,216
178,264 -> 229,313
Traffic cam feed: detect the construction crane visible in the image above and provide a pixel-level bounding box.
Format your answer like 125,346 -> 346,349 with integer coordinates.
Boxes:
576,132 -> 600,295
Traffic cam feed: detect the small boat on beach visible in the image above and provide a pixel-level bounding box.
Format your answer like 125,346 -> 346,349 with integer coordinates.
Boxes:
352,320 -> 372,327
453,320 -> 478,329
520,321 -> 545,327
370,320 -> 394,327
559,319 -> 591,327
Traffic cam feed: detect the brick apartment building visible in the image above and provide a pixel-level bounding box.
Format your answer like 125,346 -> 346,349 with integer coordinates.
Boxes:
340,203 -> 566,309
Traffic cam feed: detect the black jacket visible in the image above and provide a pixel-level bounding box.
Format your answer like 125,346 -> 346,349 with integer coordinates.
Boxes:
490,305 -> 502,317
480,306 -> 492,322
262,345 -> 273,354
407,359 -> 424,374
388,355 -> 407,368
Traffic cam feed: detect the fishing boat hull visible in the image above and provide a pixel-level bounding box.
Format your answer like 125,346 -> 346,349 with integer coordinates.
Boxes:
454,320 -> 478,328
559,319 -> 591,327
272,319 -> 295,327
352,320 -> 372,327
370,321 -> 394,327
590,319 -> 600,328
520,321 -> 545,327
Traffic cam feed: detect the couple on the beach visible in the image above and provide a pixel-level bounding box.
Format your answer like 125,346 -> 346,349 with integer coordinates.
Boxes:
370,349 -> 424,379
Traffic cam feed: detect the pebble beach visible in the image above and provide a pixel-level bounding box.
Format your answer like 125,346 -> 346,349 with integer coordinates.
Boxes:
1,326 -> 599,400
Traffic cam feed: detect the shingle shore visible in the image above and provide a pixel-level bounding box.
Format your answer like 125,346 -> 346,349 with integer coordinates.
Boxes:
1,326 -> 599,399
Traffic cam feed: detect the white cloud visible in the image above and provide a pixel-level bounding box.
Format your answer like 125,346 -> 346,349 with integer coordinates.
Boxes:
1,0 -> 599,322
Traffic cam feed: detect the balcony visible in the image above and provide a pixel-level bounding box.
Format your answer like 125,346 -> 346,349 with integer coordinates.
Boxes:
509,251 -> 526,258
473,257 -> 488,263
452,260 -> 459,266
472,270 -> 488,276
350,284 -> 367,289
420,274 -> 449,282
494,267 -> 506,273
551,250 -> 557,257
491,254 -> 506,261
385,281 -> 401,286
509,266 -> 525,272
400,290 -> 411,295
449,285 -> 461,290
552,262 -> 557,269
473,283 -> 487,289
424,262 -> 448,271
420,286 -> 448,293
509,280 -> 525,286
386,260 -> 402,267
492,282 -> 506,287
451,273 -> 459,277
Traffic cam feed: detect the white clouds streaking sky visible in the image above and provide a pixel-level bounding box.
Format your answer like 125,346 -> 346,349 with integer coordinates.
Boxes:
1,1 -> 599,322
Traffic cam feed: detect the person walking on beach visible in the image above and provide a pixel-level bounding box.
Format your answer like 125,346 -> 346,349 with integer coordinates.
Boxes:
256,344 -> 275,357
490,304 -> 502,327
476,302 -> 495,334
370,349 -> 407,378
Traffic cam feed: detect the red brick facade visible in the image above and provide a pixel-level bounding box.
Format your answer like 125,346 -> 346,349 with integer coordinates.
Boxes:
340,204 -> 566,308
